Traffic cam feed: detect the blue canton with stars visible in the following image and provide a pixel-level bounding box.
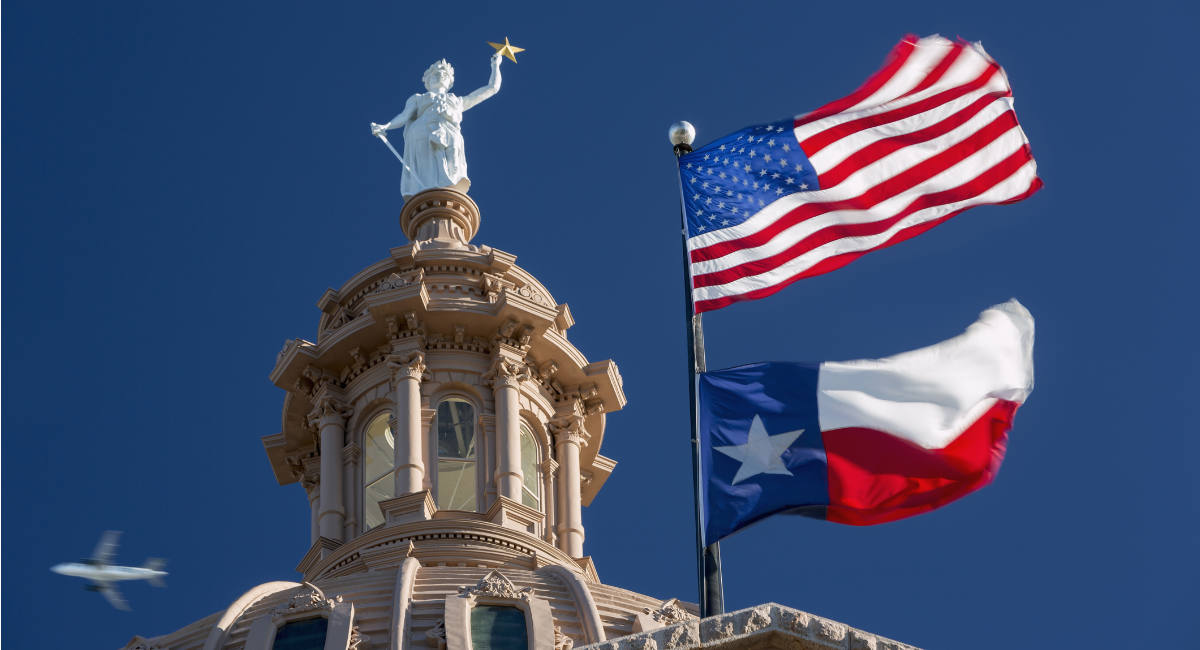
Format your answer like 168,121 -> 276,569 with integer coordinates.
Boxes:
678,119 -> 820,239
699,362 -> 829,543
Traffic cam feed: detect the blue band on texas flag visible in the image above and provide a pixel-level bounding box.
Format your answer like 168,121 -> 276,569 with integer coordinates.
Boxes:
698,300 -> 1035,543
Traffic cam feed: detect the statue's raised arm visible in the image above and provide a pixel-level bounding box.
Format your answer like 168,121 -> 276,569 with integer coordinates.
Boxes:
462,53 -> 503,111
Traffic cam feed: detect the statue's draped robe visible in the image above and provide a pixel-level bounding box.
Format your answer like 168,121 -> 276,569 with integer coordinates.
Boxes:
401,91 -> 470,198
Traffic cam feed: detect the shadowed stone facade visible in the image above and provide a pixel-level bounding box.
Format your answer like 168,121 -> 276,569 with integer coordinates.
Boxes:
122,189 -> 918,650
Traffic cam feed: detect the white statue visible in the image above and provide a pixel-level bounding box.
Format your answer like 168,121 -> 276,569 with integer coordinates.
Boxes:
371,53 -> 504,199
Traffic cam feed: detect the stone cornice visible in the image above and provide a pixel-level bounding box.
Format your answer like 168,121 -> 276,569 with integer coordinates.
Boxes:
577,602 -> 920,650
298,516 -> 589,583
580,454 -> 616,507
294,537 -> 343,581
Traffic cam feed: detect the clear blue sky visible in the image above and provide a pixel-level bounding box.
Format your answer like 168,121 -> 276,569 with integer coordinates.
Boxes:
4,1 -> 1196,648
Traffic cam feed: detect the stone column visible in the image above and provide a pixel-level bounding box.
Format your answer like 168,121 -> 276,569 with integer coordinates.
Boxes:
388,351 -> 427,496
299,464 -> 320,546
308,394 -> 351,543
342,443 -> 360,540
489,356 -> 526,502
541,456 -> 558,545
552,413 -> 588,558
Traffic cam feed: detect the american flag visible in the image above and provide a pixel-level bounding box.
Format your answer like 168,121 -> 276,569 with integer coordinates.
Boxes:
679,35 -> 1042,313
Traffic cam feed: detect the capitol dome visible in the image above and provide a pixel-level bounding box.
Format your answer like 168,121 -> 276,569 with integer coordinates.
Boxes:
123,189 -> 915,650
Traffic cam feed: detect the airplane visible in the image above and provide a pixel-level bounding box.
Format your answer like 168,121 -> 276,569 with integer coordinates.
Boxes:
50,531 -> 167,611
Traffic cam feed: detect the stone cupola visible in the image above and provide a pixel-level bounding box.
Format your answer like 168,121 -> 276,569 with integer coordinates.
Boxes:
262,187 -> 625,580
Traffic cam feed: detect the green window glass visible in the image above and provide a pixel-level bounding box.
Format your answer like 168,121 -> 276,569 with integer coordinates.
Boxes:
519,424 -> 541,510
273,617 -> 328,650
362,412 -> 394,530
436,398 -> 476,511
470,605 -> 528,650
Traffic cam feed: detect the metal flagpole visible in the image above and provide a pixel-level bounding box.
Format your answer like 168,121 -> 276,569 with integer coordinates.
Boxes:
669,121 -> 725,618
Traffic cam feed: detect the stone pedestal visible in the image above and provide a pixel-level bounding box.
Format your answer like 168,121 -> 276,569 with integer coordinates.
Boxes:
399,188 -> 480,249
379,490 -> 437,526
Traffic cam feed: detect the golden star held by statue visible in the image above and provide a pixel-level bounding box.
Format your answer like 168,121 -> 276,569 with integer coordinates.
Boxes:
488,37 -> 525,63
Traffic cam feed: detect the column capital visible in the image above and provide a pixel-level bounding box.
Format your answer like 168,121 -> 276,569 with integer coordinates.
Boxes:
484,355 -> 530,389
387,350 -> 428,383
549,413 -> 590,448
288,454 -> 321,491
307,392 -> 352,429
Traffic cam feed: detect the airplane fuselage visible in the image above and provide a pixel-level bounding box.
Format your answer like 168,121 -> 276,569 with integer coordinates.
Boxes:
50,562 -> 166,584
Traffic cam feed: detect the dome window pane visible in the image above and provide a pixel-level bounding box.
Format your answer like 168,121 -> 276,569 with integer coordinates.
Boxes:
470,605 -> 528,650
435,399 -> 477,511
519,424 -> 541,510
362,412 -> 394,530
272,616 -> 328,650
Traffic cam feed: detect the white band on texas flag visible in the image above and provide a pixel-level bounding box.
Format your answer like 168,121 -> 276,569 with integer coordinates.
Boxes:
698,300 -> 1034,542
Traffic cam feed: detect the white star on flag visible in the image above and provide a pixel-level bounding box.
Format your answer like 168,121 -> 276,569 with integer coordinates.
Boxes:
713,415 -> 804,484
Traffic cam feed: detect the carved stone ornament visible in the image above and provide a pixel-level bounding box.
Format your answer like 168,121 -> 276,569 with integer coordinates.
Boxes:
537,360 -> 560,381
480,273 -> 506,302
302,366 -> 334,394
287,454 -> 320,490
643,598 -> 697,625
513,283 -> 552,307
388,350 -> 428,382
549,413 -> 588,447
426,618 -> 447,649
348,625 -> 368,650
497,318 -> 519,338
373,268 -> 425,294
307,394 -> 353,428
349,347 -> 366,372
457,569 -> 532,601
277,340 -> 295,365
484,355 -> 531,388
554,625 -> 575,650
272,582 -> 342,621
325,305 -> 359,332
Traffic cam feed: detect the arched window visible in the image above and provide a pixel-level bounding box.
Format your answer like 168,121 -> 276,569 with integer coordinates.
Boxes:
519,423 -> 541,510
362,412 -> 394,530
435,398 -> 476,511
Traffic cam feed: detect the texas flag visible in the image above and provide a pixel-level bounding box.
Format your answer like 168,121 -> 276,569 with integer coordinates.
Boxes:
699,300 -> 1034,543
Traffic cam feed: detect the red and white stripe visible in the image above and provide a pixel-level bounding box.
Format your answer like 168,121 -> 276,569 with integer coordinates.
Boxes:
817,299 -> 1034,525
688,35 -> 1042,313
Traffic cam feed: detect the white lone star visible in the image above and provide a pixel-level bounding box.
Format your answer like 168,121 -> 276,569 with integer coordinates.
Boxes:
714,415 -> 805,484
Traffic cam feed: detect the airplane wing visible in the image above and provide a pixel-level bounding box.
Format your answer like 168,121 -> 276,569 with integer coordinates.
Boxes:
91,530 -> 121,565
96,582 -> 131,611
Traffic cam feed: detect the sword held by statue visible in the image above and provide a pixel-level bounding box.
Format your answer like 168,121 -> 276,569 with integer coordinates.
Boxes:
370,124 -> 416,175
